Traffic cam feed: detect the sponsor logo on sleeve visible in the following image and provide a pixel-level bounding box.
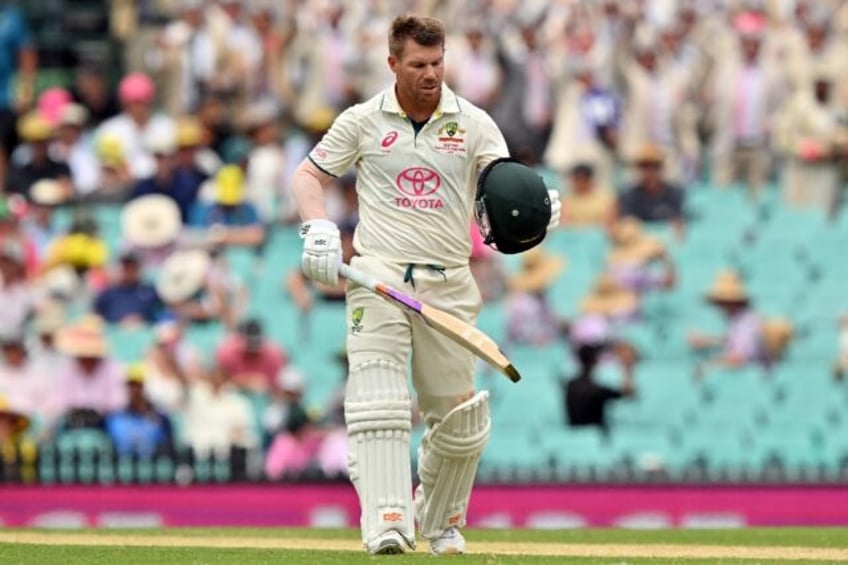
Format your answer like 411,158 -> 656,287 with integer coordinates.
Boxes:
312,147 -> 328,161
395,167 -> 444,209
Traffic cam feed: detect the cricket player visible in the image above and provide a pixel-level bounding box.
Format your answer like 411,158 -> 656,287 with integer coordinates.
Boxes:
292,15 -> 560,555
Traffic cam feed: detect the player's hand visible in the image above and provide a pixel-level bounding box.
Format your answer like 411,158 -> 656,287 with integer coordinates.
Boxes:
299,219 -> 341,286
547,189 -> 561,232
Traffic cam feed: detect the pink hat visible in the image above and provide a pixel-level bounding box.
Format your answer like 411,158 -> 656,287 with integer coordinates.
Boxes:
118,73 -> 156,104
734,11 -> 766,37
37,88 -> 72,127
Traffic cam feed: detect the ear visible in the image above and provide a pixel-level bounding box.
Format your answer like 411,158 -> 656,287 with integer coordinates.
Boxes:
388,54 -> 399,73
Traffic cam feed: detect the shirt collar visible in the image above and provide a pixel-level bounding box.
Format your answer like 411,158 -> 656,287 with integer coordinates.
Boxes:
380,83 -> 461,119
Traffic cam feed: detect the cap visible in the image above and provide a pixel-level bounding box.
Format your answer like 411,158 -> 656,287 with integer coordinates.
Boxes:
119,73 -> 156,104
215,165 -> 245,205
474,158 -> 551,254
59,103 -> 89,128
18,111 -> 53,142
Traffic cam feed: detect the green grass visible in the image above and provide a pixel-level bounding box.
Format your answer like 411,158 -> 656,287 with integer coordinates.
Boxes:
0,527 -> 846,564
14,526 -> 847,547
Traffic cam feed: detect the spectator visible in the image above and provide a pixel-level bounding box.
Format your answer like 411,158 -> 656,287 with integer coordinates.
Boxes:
93,250 -> 162,326
156,248 -> 244,328
23,180 -> 67,262
505,248 -> 566,346
42,212 -> 109,291
560,162 -> 617,228
490,17 -> 554,161
776,61 -> 844,214
444,20 -> 501,110
579,273 -> 640,325
0,197 -> 38,276
606,217 -> 675,294
53,316 -> 127,429
143,316 -> 201,413
30,301 -> 66,368
49,103 -> 100,198
93,133 -> 134,199
0,4 -> 37,189
155,0 -> 207,115
0,239 -> 37,336
242,101 -> 286,224
105,364 -> 174,458
130,126 -> 205,223
173,118 -> 212,213
190,165 -> 266,249
708,15 -> 785,196
264,366 -> 323,479
181,361 -> 257,460
687,270 -> 768,370
0,332 -> 51,431
545,59 -> 620,188
618,144 -> 686,237
616,32 -> 697,184
835,316 -> 848,381
70,66 -> 120,127
96,73 -> 176,180
0,394 -> 30,456
121,194 -> 183,266
563,340 -> 637,433
7,112 -> 72,198
216,319 -> 287,392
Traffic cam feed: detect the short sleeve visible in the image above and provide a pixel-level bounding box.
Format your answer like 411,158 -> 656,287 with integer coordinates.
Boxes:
473,111 -> 509,173
307,107 -> 360,177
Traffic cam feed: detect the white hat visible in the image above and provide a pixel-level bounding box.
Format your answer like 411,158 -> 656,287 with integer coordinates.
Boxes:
144,124 -> 177,155
30,179 -> 67,206
276,366 -> 305,393
156,249 -> 211,304
121,195 -> 182,249
59,103 -> 89,128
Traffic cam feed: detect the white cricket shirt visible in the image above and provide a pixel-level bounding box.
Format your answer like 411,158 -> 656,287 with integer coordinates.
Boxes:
308,84 -> 508,267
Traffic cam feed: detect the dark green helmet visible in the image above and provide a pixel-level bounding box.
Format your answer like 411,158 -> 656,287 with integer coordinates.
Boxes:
474,157 -> 551,254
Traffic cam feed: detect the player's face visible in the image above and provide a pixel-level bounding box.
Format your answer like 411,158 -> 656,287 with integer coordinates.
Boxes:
389,40 -> 445,108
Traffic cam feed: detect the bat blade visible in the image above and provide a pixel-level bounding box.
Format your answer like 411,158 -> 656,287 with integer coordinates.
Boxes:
419,304 -> 521,382
341,262 -> 520,382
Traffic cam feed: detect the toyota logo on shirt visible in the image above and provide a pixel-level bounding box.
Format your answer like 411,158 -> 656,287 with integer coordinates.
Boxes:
395,167 -> 444,209
396,167 -> 441,196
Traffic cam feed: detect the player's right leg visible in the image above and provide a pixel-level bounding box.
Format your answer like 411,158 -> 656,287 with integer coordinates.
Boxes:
345,256 -> 416,554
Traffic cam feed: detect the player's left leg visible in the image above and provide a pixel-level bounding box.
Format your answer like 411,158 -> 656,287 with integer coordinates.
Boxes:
409,265 -> 490,555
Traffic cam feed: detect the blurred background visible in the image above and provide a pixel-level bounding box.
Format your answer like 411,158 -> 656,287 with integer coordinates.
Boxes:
1,0 -> 848,529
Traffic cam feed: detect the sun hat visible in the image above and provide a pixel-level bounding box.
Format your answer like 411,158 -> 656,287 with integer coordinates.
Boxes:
507,247 -> 565,293
215,165 -> 246,206
29,179 -> 68,206
118,72 -> 156,104
156,249 -> 212,304
608,217 -> 665,265
18,111 -> 53,142
55,315 -> 109,358
705,270 -> 750,305
37,87 -> 72,127
580,273 -> 639,317
121,195 -> 182,249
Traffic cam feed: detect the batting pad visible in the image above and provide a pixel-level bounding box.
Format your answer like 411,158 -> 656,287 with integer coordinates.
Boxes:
345,360 -> 416,549
415,390 -> 491,539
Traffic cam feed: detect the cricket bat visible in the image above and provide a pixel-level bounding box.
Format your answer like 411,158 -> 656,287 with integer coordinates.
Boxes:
339,263 -> 521,383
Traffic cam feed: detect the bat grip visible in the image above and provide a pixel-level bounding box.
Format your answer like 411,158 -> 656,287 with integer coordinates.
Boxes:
339,263 -> 378,291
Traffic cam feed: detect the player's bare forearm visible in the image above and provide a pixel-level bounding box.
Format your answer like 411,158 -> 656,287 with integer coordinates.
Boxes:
291,159 -> 335,221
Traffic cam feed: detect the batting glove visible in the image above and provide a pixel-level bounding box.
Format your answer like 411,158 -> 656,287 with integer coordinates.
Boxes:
299,219 -> 341,286
547,189 -> 561,232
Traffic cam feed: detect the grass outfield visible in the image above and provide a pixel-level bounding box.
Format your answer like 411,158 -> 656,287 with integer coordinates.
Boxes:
1,527 -> 847,564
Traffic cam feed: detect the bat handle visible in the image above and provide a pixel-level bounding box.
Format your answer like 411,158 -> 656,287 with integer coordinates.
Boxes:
339,262 -> 378,292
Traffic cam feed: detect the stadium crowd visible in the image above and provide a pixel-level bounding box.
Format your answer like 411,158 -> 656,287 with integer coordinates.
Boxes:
1,0 -> 848,481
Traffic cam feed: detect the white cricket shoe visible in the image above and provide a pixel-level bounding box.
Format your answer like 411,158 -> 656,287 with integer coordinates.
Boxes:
366,529 -> 415,555
428,527 -> 466,556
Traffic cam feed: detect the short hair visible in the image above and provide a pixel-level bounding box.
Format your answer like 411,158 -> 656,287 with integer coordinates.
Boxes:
389,15 -> 446,59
